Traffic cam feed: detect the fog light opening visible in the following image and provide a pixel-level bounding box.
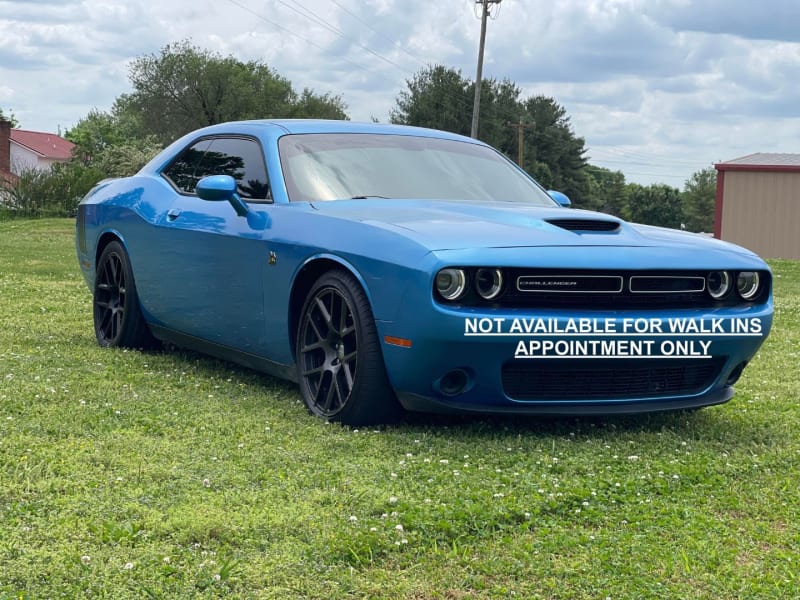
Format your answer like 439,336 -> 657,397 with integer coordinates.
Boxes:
439,369 -> 469,396
726,362 -> 747,386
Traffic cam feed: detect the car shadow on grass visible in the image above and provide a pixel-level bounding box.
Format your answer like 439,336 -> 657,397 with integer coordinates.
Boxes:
399,404 -> 779,446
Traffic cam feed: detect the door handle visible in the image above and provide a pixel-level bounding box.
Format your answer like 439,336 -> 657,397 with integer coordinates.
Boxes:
167,208 -> 182,220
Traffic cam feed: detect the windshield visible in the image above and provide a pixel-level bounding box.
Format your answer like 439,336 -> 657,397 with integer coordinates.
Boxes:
278,133 -> 557,205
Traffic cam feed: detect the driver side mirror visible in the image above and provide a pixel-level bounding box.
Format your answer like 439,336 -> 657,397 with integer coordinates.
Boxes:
196,175 -> 249,217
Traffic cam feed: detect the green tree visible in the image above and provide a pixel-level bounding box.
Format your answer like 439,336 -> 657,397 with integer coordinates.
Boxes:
66,109 -> 162,178
120,40 -> 348,145
682,167 -> 716,232
65,109 -> 127,163
0,106 -> 19,127
390,65 -> 473,135
391,65 -> 590,208
626,183 -> 683,229
518,95 -> 589,207
586,166 -> 628,216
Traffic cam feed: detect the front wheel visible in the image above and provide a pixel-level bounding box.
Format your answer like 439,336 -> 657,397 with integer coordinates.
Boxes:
93,240 -> 155,349
296,270 -> 402,425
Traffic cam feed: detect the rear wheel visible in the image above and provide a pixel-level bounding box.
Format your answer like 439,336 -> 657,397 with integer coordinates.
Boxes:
93,241 -> 155,349
296,270 -> 402,425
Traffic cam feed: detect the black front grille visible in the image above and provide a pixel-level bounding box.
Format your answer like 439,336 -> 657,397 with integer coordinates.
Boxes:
497,269 -> 768,309
502,358 -> 725,401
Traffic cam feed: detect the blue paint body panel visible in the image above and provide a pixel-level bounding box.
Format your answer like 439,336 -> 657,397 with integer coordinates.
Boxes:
76,120 -> 773,416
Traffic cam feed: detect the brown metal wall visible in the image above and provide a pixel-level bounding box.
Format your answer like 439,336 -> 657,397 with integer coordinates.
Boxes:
721,171 -> 800,259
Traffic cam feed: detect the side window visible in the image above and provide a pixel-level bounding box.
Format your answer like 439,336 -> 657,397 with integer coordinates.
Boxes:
163,139 -> 213,194
163,137 -> 271,201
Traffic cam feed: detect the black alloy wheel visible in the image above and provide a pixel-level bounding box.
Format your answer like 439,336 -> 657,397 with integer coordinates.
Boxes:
93,241 -> 154,348
296,270 -> 401,425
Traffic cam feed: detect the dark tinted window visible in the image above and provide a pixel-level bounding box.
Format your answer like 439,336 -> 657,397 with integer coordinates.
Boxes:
163,136 -> 271,200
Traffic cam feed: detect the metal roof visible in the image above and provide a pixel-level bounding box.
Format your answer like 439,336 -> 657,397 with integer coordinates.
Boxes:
716,153 -> 800,172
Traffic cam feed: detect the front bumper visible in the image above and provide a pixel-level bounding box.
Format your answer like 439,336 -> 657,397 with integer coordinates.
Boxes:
379,304 -> 773,416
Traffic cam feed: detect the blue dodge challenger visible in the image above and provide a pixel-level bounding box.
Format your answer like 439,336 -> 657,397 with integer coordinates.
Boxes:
76,120 -> 773,425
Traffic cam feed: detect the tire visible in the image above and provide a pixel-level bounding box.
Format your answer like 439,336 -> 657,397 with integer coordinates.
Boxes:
296,270 -> 403,426
93,241 -> 156,349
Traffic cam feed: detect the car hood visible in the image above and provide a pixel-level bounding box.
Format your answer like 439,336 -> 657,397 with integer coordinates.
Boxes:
309,199 -> 753,256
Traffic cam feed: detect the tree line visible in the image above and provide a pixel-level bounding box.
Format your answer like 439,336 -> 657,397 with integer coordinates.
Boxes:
0,41 -> 715,231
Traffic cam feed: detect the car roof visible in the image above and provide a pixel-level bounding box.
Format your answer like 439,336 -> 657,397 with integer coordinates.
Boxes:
193,119 -> 480,143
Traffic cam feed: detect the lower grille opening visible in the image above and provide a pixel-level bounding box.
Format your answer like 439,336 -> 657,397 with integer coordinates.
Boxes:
502,358 -> 726,401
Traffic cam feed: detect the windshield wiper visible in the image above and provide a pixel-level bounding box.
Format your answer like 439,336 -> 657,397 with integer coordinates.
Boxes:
350,195 -> 390,199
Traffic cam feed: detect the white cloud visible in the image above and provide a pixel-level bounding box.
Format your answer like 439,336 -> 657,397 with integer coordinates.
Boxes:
1,0 -> 799,185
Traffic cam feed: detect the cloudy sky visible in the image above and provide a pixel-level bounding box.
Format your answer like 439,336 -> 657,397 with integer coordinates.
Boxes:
2,0 -> 799,186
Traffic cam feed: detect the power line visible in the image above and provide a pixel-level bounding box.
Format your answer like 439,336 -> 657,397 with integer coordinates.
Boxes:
274,0 -> 412,75
328,0 -> 430,71
223,0 -> 370,73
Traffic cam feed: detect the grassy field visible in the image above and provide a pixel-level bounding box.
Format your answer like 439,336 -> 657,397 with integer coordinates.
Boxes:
1,219 -> 798,599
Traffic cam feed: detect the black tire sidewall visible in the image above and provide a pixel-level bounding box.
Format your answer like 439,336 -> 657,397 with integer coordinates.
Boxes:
93,241 -> 149,348
296,270 -> 400,425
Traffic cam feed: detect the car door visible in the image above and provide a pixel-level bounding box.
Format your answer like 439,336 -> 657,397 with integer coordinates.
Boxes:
143,135 -> 273,354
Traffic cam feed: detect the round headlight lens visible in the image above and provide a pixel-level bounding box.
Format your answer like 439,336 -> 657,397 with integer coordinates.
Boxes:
707,271 -> 732,299
475,268 -> 504,300
736,271 -> 760,300
435,268 -> 467,301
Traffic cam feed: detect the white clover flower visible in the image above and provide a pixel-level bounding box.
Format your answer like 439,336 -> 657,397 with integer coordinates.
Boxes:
395,524 -> 404,532
123,562 -> 134,570
349,515 -> 358,522
202,478 -> 211,487
439,459 -> 449,465
80,555 -> 91,565
627,455 -> 639,461
388,496 -> 398,504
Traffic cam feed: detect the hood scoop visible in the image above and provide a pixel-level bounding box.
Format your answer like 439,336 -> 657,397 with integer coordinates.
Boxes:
545,218 -> 621,233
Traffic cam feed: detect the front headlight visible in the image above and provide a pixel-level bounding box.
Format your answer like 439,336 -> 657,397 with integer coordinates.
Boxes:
435,268 -> 467,301
736,271 -> 760,300
475,268 -> 503,300
707,271 -> 732,299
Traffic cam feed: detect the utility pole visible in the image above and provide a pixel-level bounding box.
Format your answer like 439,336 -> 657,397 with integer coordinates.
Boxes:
507,119 -> 535,167
470,0 -> 502,139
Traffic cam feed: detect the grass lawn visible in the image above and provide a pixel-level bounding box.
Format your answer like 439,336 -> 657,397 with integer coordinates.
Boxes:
1,218 -> 798,599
